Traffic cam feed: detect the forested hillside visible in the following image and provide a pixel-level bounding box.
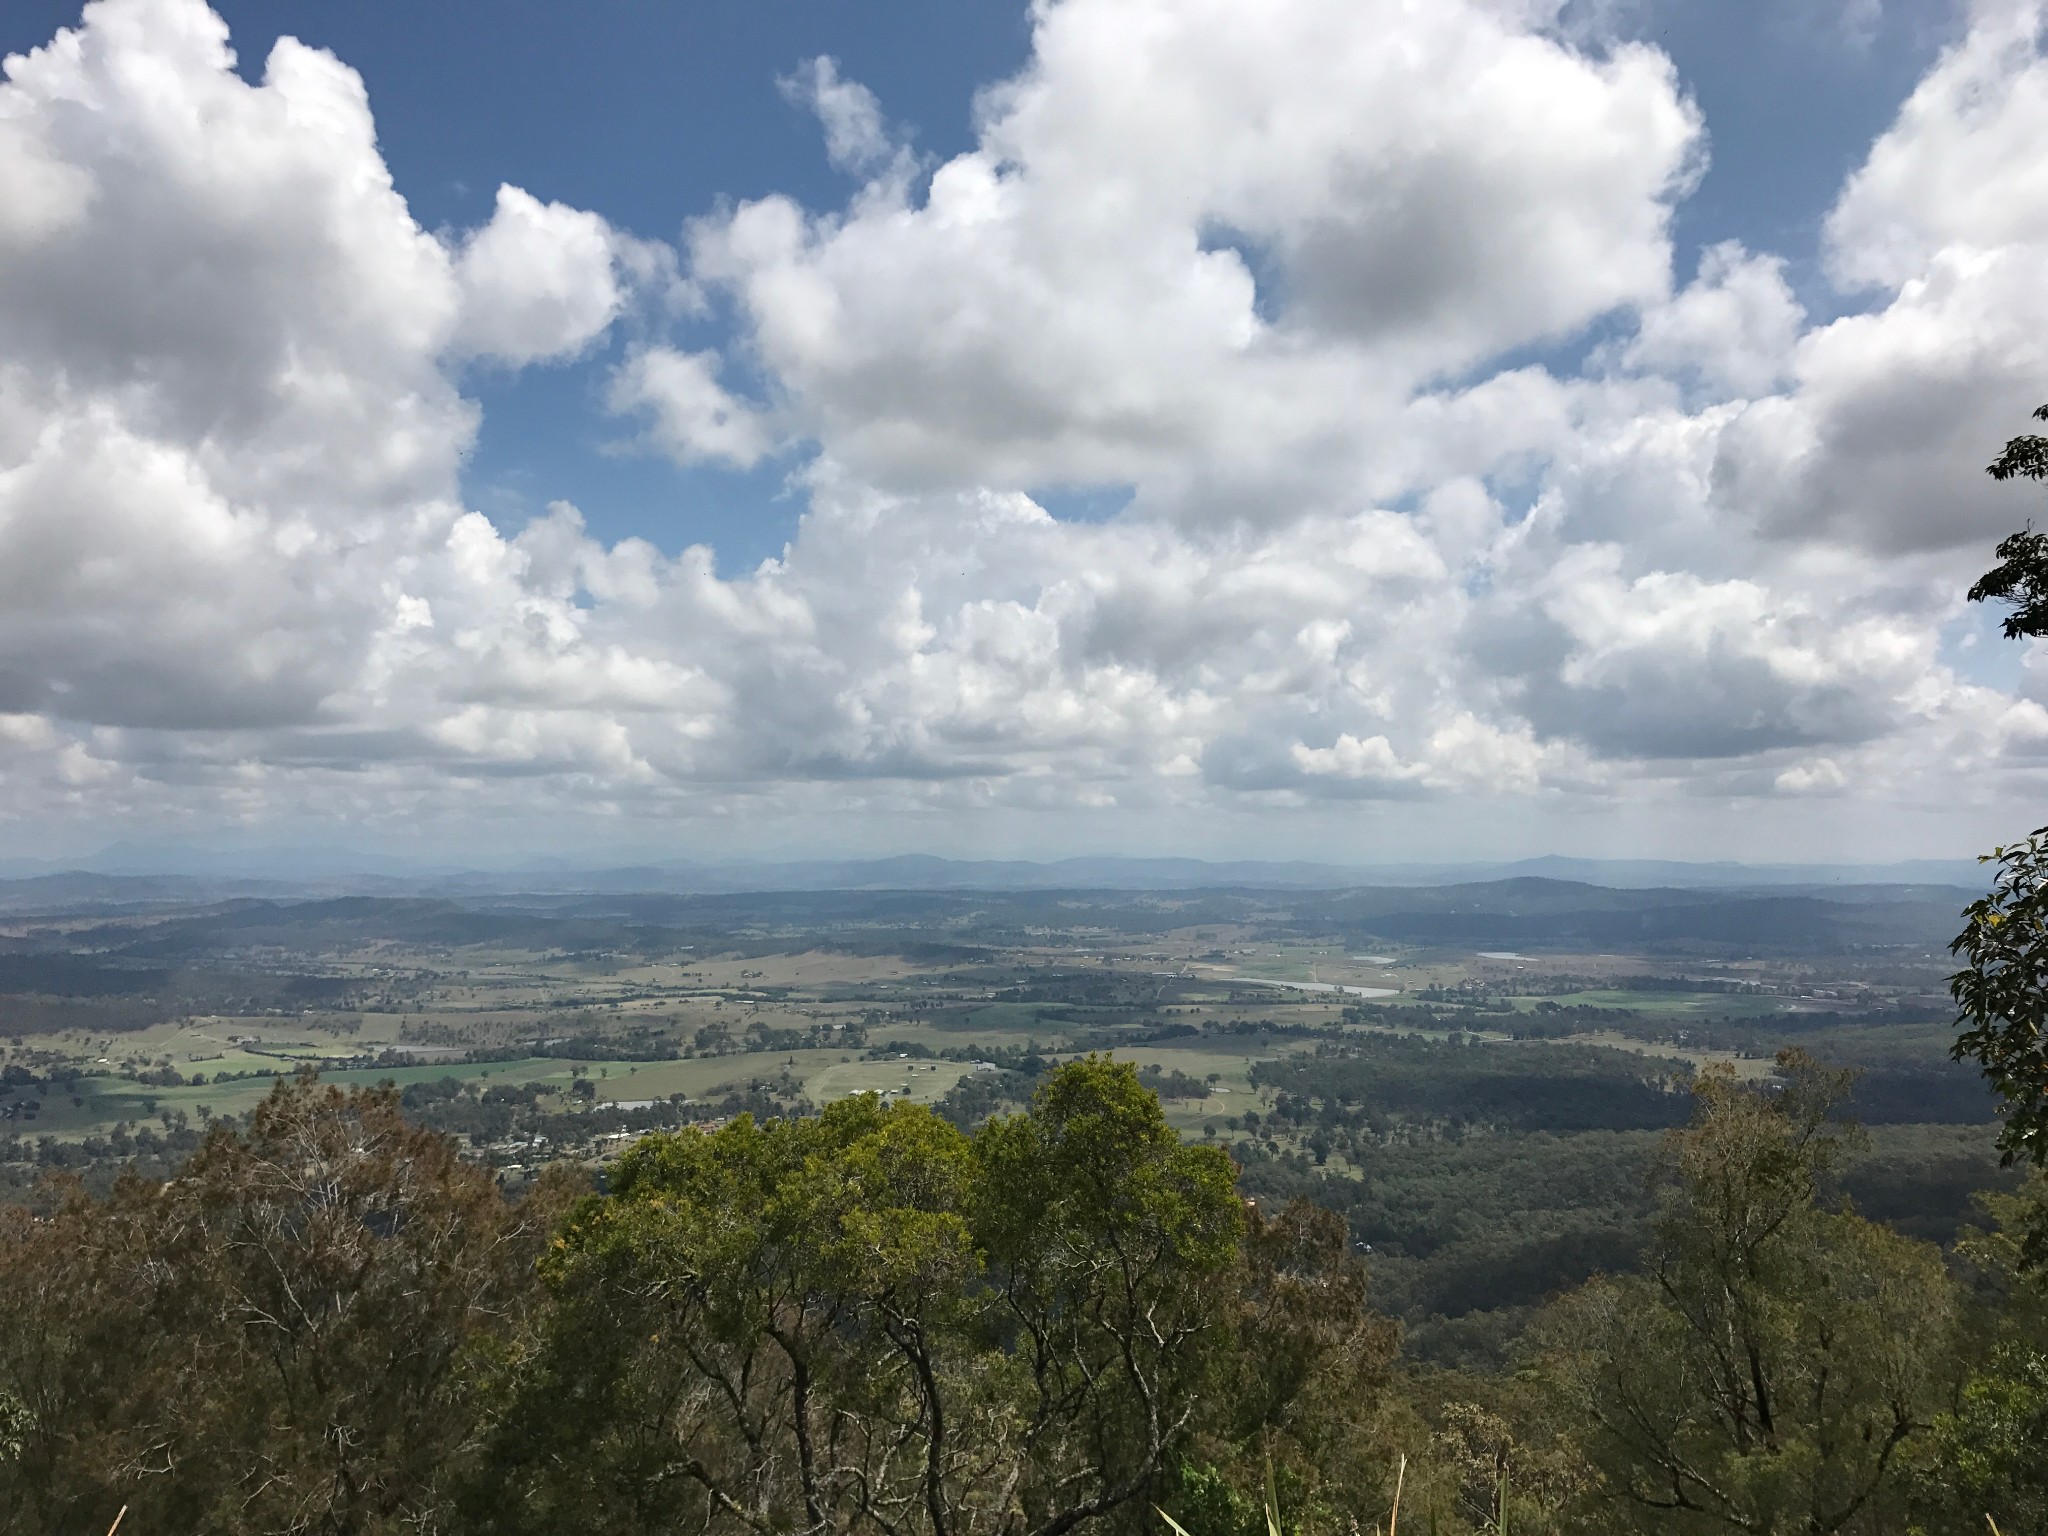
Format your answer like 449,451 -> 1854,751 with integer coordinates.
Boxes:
5,1049 -> 2048,1536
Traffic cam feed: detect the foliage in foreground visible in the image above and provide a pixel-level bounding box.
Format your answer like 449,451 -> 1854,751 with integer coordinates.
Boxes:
5,1051 -> 2048,1535
1947,404 -> 2048,1270
1533,1054 -> 1959,1534
475,1057 -> 1255,1536
0,1062 -> 1404,1536
0,1075 -> 567,1535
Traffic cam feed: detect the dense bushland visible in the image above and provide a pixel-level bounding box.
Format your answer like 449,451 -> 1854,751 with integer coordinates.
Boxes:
5,1052 -> 2048,1536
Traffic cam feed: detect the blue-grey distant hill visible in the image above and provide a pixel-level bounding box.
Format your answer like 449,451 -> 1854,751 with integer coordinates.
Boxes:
0,873 -> 1974,954
0,846 -> 1990,895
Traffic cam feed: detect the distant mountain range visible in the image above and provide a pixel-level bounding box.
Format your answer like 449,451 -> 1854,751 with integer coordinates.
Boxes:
0,845 -> 1991,897
0,874 -> 1977,956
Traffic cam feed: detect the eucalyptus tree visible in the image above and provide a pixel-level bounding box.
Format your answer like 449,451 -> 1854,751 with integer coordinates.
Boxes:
0,1075 -> 555,1536
1953,405 -> 2048,1180
1536,1053 -> 1958,1535
478,1057 -> 1246,1536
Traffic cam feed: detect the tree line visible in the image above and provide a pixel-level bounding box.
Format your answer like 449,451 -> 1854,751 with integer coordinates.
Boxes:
6,1048 -> 2048,1534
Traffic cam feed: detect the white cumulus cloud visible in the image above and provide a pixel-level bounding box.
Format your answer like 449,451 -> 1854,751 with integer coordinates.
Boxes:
451,184 -> 627,365
1,0 -> 2046,861
609,347 -> 779,468
685,0 -> 1701,502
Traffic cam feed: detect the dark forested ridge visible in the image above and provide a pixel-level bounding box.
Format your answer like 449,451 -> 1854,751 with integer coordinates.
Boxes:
1252,1035 -> 1694,1134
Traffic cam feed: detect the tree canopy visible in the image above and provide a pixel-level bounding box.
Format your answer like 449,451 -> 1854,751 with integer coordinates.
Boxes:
0,1074 -> 563,1536
1535,1053 -> 1957,1535
1969,404 -> 2048,638
478,1056 -> 1248,1536
1952,407 -> 2048,1180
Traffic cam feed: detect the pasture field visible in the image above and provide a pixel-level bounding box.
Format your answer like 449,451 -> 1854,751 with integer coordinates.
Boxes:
0,881 -> 1975,1167
3,935 -> 1946,1141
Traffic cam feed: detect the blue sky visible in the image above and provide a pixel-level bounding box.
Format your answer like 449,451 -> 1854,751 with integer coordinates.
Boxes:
0,0 -> 2042,866
4,0 -> 1039,567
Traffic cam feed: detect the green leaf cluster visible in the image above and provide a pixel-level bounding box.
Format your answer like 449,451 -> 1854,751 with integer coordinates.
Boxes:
1951,829 -> 2048,1187
1532,1054 -> 1960,1535
0,1074 -> 562,1536
477,1054 -> 1249,1536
